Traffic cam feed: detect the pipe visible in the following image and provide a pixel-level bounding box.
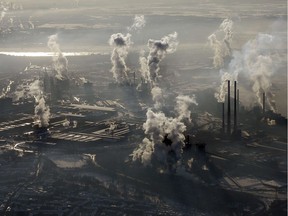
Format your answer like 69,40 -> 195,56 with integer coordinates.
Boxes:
263,92 -> 265,114
227,80 -> 231,135
234,81 -> 237,132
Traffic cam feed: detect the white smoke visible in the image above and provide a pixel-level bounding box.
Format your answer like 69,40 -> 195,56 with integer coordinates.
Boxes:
63,119 -> 70,127
208,18 -> 233,68
151,86 -> 163,110
47,34 -> 68,80
228,33 -> 281,111
27,80 -> 50,128
140,32 -> 178,85
131,109 -> 186,169
132,94 -> 198,170
214,71 -> 233,103
109,33 -> 132,84
73,120 -> 78,128
175,95 -> 198,122
34,97 -> 50,128
128,15 -> 146,32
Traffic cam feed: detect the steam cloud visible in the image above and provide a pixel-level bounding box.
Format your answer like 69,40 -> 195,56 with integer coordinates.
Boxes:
132,93 -> 198,171
47,34 -> 68,80
109,33 -> 132,84
34,97 -> 50,128
132,31 -> 199,171
128,15 -> 146,32
229,33 -> 281,111
131,109 -> 186,169
214,33 -> 281,110
139,32 -> 178,86
29,80 -> 50,128
151,86 -> 163,110
214,71 -> 232,103
208,19 -> 233,68
176,95 -> 198,122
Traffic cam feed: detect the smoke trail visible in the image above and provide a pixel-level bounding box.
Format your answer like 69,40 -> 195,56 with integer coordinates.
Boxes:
128,15 -> 146,32
34,97 -> 50,128
214,71 -> 233,103
229,33 -> 281,111
47,34 -> 68,80
220,18 -> 233,56
109,33 -> 132,84
208,19 -> 233,68
131,109 -> 186,169
138,50 -> 151,85
139,32 -> 178,85
151,86 -> 163,110
132,94 -> 198,170
175,95 -> 198,122
28,80 -> 50,127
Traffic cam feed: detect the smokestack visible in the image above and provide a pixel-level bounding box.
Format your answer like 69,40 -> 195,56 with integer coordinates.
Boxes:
237,89 -> 239,116
234,81 -> 237,132
263,92 -> 266,114
133,71 -> 136,86
227,80 -> 231,135
222,102 -> 225,133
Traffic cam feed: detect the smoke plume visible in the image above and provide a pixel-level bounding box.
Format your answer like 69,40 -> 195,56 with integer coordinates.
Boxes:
214,71 -> 233,103
109,33 -> 132,84
128,15 -> 146,32
28,80 -> 50,128
229,33 -> 281,111
176,95 -> 198,122
139,32 -> 178,85
131,109 -> 186,169
132,94 -> 197,170
151,86 -> 163,110
47,34 -> 68,80
208,19 -> 233,68
34,97 -> 50,128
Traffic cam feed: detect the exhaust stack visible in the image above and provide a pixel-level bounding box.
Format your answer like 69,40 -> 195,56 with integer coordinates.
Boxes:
222,102 -> 225,133
237,89 -> 239,116
263,92 -> 266,114
234,81 -> 237,132
227,80 -> 231,135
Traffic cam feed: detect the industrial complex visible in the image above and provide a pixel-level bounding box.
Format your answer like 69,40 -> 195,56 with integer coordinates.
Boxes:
0,1 -> 287,215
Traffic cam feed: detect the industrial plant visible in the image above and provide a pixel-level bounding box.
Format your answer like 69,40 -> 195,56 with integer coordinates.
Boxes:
0,1 -> 286,215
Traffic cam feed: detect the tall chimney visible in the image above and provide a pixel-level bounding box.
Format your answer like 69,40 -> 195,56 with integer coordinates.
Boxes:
263,92 -> 266,114
227,80 -> 231,135
222,102 -> 225,133
237,89 -> 240,116
234,81 -> 237,132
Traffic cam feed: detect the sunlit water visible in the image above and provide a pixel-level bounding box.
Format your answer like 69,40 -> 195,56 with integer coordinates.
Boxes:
0,52 -> 106,57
